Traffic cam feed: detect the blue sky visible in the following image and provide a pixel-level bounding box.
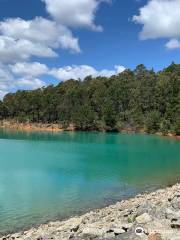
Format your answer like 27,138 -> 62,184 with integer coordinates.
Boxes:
0,0 -> 179,98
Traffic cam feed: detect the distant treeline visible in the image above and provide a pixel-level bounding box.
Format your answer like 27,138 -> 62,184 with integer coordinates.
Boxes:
0,63 -> 179,135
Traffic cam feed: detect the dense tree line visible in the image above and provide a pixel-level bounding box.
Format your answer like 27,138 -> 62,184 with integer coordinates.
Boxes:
0,63 -> 179,135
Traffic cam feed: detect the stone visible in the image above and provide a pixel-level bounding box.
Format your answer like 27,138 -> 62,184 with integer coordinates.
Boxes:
10,233 -> 22,239
104,232 -> 115,239
137,202 -> 155,216
121,223 -> 133,231
165,208 -> 180,220
123,209 -> 132,217
68,233 -> 74,239
111,228 -> 126,235
171,219 -> 180,229
172,197 -> 180,210
115,231 -> 148,240
136,213 -> 152,224
1,184 -> 180,240
82,226 -> 108,236
71,224 -> 80,232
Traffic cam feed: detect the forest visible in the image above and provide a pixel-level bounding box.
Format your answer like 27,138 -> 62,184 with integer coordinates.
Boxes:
0,63 -> 179,135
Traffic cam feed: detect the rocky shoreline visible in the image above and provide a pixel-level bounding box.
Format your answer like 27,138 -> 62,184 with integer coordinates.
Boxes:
1,184 -> 180,240
0,121 -> 180,140
0,121 -> 63,132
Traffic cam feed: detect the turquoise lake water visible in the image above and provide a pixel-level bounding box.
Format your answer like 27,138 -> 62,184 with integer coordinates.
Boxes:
0,129 -> 179,234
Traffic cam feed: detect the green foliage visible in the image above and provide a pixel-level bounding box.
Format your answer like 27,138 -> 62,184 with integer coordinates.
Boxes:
115,120 -> 124,132
0,101 -> 6,120
160,119 -> 171,135
0,63 -> 179,135
145,111 -> 161,133
171,116 -> 180,136
128,215 -> 136,223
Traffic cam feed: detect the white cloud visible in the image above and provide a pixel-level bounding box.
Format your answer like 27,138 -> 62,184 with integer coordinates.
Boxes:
50,65 -> 125,81
0,17 -> 80,62
0,90 -> 8,99
0,0 -> 108,63
0,17 -> 80,52
0,64 -> 13,83
42,0 -> 109,31
10,62 -> 125,81
0,62 -> 125,99
133,0 -> 180,39
0,36 -> 57,63
0,64 -> 15,98
0,0 -> 112,98
133,0 -> 180,49
10,62 -> 49,77
0,63 -> 46,98
166,38 -> 180,50
15,78 -> 45,90
0,0 -> 111,66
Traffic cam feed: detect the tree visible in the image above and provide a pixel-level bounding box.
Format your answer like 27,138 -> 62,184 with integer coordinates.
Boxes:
1,63 -> 179,135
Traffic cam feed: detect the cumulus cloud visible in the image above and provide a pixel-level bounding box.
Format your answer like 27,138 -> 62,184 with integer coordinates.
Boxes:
0,17 -> 80,62
133,0 -> 180,49
0,64 -> 13,83
0,0 -> 110,64
0,0 -> 108,63
0,17 -> 80,52
0,36 -> 57,63
0,64 -> 15,97
0,62 -> 125,99
0,63 -> 46,98
10,62 -> 125,81
133,0 -> 180,39
0,0 -> 116,98
15,78 -> 45,90
165,38 -> 180,50
0,0 -> 112,98
42,0 -> 109,31
9,62 -> 125,82
0,0 -> 110,63
50,65 -> 125,81
10,62 -> 49,77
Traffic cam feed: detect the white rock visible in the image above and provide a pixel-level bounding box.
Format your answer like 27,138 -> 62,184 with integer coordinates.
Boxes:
136,213 -> 152,224
170,238 -> 180,240
166,208 -> 180,219
82,226 -> 108,236
122,223 -> 133,229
